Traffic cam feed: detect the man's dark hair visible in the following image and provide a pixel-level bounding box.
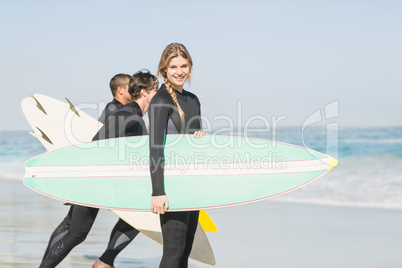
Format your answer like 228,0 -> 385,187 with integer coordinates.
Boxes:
129,69 -> 158,101
109,73 -> 131,96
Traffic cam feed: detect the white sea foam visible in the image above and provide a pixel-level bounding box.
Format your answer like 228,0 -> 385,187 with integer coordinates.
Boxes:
276,155 -> 402,210
0,161 -> 25,180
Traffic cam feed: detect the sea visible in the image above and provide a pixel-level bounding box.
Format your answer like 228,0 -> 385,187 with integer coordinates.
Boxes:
1,126 -> 402,267
1,126 -> 401,210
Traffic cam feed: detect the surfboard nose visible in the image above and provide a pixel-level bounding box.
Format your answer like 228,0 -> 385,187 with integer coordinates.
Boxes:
327,155 -> 338,172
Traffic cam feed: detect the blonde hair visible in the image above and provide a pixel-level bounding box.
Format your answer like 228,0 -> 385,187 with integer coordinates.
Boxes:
157,43 -> 193,122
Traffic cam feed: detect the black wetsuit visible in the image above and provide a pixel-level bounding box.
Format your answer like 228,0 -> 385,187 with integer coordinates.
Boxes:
93,101 -> 146,140
149,84 -> 201,268
98,98 -> 124,124
40,101 -> 146,268
95,101 -> 146,265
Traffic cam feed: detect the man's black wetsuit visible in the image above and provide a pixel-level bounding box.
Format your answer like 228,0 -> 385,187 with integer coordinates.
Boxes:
148,84 -> 201,268
93,101 -> 146,139
98,98 -> 124,124
94,101 -> 146,265
40,101 -> 146,268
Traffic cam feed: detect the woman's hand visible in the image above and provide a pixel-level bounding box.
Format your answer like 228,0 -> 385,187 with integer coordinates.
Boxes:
193,130 -> 208,139
151,195 -> 169,214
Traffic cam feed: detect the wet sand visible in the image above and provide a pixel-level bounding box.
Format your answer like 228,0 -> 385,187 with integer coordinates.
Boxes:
2,178 -> 402,267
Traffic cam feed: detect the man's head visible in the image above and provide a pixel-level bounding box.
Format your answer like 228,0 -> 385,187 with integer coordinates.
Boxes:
109,73 -> 132,105
129,70 -> 158,114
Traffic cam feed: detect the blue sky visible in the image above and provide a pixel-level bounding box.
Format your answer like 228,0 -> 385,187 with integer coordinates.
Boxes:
1,0 -> 401,130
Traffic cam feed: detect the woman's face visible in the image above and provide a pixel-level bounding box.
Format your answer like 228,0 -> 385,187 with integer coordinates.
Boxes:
166,55 -> 190,91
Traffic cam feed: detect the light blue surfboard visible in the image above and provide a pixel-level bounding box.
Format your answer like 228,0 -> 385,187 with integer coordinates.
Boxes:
24,134 -> 337,211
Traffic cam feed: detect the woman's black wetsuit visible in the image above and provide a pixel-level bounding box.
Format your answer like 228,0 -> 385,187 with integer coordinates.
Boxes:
40,101 -> 146,268
149,84 -> 202,268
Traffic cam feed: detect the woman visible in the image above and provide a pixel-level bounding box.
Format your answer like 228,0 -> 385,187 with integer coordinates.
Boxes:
149,43 -> 207,268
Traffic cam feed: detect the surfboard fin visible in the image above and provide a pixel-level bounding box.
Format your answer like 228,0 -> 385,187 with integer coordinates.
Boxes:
29,132 -> 38,138
65,98 -> 80,117
199,210 -> 218,232
36,127 -> 53,145
31,95 -> 47,115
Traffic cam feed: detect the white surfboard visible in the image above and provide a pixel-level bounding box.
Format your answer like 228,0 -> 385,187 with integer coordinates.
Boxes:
21,93 -> 216,265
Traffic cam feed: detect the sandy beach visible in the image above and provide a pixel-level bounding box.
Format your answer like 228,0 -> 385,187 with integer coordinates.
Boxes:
1,178 -> 402,268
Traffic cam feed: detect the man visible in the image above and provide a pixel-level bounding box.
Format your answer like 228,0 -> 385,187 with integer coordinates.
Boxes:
39,70 -> 158,268
92,70 -> 158,268
98,73 -> 133,124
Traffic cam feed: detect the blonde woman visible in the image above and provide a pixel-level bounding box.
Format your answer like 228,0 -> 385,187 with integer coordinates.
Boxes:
149,43 -> 206,267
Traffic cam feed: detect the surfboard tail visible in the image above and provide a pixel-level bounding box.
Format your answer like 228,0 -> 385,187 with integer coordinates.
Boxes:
327,155 -> 338,172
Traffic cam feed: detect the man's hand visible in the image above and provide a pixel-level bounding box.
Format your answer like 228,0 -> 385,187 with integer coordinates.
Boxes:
151,195 -> 169,214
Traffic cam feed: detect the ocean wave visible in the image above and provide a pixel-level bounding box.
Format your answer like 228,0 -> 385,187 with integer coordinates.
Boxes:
274,155 -> 402,211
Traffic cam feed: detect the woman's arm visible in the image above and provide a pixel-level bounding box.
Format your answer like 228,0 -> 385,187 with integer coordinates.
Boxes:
148,95 -> 171,213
